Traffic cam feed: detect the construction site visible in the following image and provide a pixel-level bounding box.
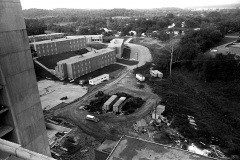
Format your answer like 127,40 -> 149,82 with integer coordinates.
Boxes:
0,2 -> 224,160
31,33 -> 221,159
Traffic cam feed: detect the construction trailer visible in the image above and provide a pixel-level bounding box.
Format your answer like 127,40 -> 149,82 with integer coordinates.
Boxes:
136,74 -> 145,82
150,70 -> 163,78
113,97 -> 126,113
89,74 -> 110,85
102,95 -> 118,111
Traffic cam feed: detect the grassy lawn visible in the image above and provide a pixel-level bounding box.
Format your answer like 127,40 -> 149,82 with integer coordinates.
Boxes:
37,48 -> 89,69
86,42 -> 108,50
73,63 -> 125,84
116,58 -> 138,66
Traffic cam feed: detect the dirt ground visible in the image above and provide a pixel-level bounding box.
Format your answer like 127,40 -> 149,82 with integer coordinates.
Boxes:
38,80 -> 88,110
54,69 -> 161,143
44,38 -> 171,159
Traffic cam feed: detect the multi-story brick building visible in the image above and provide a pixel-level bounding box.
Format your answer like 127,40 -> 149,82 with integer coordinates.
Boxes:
68,35 -> 103,43
30,36 -> 86,57
55,48 -> 116,80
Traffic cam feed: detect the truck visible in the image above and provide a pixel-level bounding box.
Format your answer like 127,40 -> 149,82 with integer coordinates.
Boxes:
136,74 -> 145,82
150,70 -> 163,78
85,115 -> 99,122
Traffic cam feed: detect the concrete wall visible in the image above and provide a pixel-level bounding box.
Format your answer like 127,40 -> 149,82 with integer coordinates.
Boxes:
0,0 -> 51,157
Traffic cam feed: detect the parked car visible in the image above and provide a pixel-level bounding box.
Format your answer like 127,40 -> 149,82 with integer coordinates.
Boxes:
60,96 -> 68,100
85,115 -> 99,122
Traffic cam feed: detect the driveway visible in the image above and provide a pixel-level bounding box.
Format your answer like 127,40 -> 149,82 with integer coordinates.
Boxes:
124,38 -> 152,68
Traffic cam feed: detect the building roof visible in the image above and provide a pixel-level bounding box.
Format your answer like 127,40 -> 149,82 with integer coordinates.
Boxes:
29,36 -> 85,45
113,97 -> 126,107
136,119 -> 147,127
66,35 -> 102,39
229,44 -> 240,48
57,48 -> 114,65
107,136 -> 216,160
104,95 -> 118,106
108,39 -> 124,48
28,33 -> 65,38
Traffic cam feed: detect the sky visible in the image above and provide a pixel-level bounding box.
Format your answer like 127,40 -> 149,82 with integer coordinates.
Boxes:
20,0 -> 239,10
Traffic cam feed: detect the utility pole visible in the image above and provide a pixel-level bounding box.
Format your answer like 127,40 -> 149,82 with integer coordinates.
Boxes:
168,23 -> 175,76
170,29 -> 173,76
136,52 -> 139,68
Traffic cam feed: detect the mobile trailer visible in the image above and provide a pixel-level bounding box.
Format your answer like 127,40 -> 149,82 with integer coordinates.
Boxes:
102,95 -> 118,111
150,70 -> 163,78
89,74 -> 110,85
136,74 -> 145,82
113,97 -> 126,112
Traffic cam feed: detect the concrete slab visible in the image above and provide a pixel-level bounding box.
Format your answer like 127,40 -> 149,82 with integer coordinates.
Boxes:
38,80 -> 87,110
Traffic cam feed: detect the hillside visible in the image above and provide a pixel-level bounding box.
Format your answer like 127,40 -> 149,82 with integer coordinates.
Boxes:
152,71 -> 240,157
133,35 -> 240,158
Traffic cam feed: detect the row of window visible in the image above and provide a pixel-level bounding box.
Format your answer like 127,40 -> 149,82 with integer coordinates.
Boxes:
69,40 -> 85,44
71,58 -> 115,79
37,43 -> 57,49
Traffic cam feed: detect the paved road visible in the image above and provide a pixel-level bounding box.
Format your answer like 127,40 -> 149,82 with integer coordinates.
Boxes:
124,38 -> 152,68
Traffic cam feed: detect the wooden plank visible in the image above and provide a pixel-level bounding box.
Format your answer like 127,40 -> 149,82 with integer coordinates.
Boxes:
0,108 -> 8,115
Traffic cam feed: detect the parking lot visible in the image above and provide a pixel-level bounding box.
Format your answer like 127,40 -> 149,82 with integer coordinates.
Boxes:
38,80 -> 88,110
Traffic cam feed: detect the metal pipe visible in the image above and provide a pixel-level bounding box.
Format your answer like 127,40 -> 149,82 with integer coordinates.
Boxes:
0,138 -> 55,160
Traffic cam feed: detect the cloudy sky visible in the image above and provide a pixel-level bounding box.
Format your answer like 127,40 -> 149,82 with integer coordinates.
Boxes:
20,0 -> 239,9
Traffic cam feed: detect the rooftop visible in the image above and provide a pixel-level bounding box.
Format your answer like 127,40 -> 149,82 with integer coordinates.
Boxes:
28,33 -> 65,38
108,39 -> 124,48
58,48 -> 115,65
67,35 -> 102,39
229,44 -> 240,48
107,136 -> 216,160
30,36 -> 85,45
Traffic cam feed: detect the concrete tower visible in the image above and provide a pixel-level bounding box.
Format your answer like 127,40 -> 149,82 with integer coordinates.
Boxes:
0,0 -> 51,156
